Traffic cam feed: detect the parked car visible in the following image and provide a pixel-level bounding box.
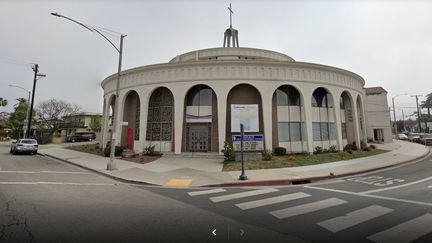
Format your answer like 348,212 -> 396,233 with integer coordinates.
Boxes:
407,133 -> 421,143
396,133 -> 408,140
419,134 -> 432,145
10,139 -> 38,155
67,132 -> 96,142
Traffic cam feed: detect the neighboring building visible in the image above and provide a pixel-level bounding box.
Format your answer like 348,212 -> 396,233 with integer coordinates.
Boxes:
59,112 -> 102,138
364,87 -> 392,143
100,22 -> 371,155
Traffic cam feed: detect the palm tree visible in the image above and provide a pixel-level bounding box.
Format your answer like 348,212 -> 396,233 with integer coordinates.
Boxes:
0,97 -> 8,107
421,92 -> 432,118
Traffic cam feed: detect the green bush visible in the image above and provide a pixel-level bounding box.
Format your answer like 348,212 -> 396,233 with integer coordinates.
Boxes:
143,145 -> 156,156
274,147 -> 287,156
328,145 -> 338,153
262,149 -> 272,161
221,141 -> 235,162
314,146 -> 323,154
344,142 -> 358,151
103,145 -> 124,157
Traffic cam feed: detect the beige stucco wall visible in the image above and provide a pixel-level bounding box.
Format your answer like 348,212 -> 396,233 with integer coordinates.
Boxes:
364,93 -> 392,143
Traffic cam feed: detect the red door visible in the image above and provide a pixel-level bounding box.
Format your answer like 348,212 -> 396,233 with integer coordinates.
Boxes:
127,128 -> 133,149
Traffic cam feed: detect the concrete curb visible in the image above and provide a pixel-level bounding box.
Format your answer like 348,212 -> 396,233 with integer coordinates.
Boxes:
204,148 -> 432,187
39,153 -> 158,187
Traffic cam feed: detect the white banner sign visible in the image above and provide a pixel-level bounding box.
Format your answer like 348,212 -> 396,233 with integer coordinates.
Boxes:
231,104 -> 259,132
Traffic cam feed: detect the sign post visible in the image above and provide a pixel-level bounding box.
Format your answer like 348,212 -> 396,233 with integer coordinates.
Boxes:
239,123 -> 248,180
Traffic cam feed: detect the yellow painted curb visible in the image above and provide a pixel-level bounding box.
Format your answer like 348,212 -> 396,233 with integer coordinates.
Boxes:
165,178 -> 192,187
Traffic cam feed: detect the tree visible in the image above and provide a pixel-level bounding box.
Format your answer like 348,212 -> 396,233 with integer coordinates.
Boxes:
8,98 -> 28,138
89,116 -> 101,132
0,97 -> 7,107
36,99 -> 81,135
421,92 -> 432,118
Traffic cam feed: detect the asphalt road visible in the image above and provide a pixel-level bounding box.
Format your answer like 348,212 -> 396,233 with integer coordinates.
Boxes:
1,141 -> 432,242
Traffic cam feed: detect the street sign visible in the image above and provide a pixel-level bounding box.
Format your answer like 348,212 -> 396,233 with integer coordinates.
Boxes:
119,121 -> 128,126
232,134 -> 264,151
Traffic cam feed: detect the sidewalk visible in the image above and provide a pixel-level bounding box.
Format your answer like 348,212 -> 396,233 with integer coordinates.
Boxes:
37,140 -> 431,187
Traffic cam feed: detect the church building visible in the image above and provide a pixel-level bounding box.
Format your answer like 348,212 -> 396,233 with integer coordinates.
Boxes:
100,13 -> 368,155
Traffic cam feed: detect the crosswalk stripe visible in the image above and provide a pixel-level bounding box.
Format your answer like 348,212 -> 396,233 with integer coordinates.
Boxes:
209,188 -> 278,203
188,188 -> 226,196
367,213 -> 432,243
270,198 -> 347,219
317,205 -> 393,233
235,192 -> 311,210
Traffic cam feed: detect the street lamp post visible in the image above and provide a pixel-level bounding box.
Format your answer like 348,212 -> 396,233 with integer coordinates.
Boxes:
51,13 -> 126,170
8,84 -> 31,138
392,93 -> 408,136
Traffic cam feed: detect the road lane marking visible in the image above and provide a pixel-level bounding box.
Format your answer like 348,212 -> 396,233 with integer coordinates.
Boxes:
0,182 -> 115,186
317,205 -> 393,233
360,176 -> 432,194
235,192 -> 311,210
0,171 -> 88,175
305,185 -> 432,207
367,213 -> 432,243
210,188 -> 278,203
188,188 -> 226,196
269,198 -> 347,219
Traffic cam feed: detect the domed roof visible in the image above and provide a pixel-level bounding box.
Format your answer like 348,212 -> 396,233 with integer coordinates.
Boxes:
169,47 -> 295,63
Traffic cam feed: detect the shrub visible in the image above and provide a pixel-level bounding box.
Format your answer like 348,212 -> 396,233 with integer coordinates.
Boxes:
344,142 -> 358,151
363,146 -> 371,151
346,149 -> 353,154
143,145 -> 156,156
369,144 -> 377,150
314,146 -> 323,154
103,145 -> 124,157
274,147 -> 287,156
328,145 -> 338,153
221,141 -> 235,162
262,149 -> 272,161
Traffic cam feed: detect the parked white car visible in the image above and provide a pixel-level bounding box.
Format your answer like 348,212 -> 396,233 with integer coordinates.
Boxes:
396,134 -> 409,140
10,139 -> 39,155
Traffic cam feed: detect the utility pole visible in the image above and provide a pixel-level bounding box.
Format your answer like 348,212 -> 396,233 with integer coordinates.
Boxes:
27,64 -> 46,138
402,109 -> 405,132
412,95 -> 423,133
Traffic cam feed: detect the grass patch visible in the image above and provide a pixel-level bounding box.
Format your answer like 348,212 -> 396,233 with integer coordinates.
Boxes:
65,143 -> 160,164
222,149 -> 388,171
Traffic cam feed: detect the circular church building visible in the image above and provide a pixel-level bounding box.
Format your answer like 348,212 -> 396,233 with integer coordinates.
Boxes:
101,28 -> 367,156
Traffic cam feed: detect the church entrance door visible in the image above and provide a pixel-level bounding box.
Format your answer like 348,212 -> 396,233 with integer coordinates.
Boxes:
186,124 -> 211,152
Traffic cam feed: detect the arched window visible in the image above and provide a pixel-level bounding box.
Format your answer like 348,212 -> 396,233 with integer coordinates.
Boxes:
146,87 -> 174,141
186,85 -> 212,106
312,88 -> 336,144
274,85 -> 305,152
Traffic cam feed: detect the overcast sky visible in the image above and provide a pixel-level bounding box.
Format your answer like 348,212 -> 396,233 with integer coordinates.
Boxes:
1,0 -> 431,121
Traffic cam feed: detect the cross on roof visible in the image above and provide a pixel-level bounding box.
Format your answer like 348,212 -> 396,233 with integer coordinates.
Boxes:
228,3 -> 233,27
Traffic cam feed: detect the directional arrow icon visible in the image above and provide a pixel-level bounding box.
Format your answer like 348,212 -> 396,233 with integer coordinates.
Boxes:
212,229 -> 217,236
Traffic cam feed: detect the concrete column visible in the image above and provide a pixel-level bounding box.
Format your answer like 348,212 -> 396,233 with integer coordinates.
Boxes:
173,90 -> 185,154
360,95 -> 368,145
302,90 -> 314,154
101,97 -> 109,149
352,96 -> 361,149
115,91 -> 125,146
333,95 -> 344,151
261,93 -> 273,151
216,90 -> 227,155
139,90 -> 149,152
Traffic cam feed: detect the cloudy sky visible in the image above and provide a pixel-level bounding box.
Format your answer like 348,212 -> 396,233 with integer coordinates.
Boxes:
1,0 -> 431,121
